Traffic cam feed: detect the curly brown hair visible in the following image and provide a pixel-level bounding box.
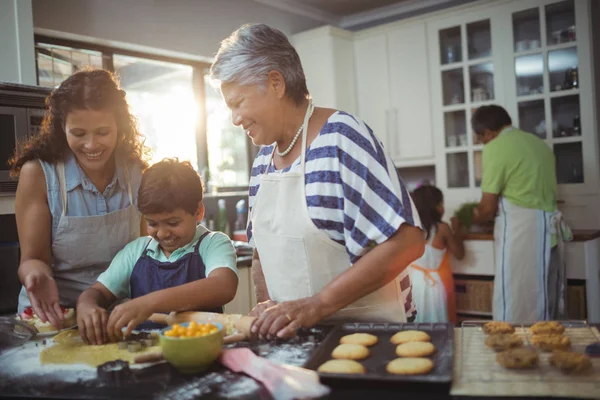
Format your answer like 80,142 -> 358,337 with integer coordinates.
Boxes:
9,68 -> 149,177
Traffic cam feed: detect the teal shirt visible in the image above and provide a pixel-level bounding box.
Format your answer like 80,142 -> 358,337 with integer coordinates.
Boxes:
98,224 -> 237,298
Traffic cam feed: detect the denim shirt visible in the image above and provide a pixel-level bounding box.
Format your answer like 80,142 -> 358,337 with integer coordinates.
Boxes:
39,150 -> 143,238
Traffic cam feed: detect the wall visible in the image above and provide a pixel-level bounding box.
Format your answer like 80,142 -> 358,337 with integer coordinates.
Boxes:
31,0 -> 325,60
0,0 -> 36,84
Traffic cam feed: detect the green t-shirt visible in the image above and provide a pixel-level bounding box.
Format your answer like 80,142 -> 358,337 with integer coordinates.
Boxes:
97,224 -> 237,299
481,127 -> 557,212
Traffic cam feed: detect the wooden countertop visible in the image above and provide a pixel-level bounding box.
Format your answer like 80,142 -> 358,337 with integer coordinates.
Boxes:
464,229 -> 600,242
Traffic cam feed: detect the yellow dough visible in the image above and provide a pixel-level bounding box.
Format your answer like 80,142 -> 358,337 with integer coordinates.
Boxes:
40,329 -> 160,367
390,330 -> 431,345
318,359 -> 366,374
331,343 -> 370,360
339,333 -> 378,347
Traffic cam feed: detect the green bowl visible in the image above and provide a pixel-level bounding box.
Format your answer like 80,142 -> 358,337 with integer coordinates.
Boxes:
159,322 -> 224,373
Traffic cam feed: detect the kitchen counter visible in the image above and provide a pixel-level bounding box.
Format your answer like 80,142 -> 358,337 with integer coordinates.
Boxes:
464,229 -> 600,242
1,325 -> 598,400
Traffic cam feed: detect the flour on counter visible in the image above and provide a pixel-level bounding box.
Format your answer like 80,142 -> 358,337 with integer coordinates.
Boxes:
0,340 -> 96,381
264,341 -> 316,366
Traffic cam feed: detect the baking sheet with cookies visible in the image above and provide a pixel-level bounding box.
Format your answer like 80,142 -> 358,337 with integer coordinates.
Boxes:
459,320 -> 600,384
303,322 -> 453,385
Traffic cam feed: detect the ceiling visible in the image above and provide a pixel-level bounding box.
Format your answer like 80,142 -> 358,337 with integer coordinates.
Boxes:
252,0 -> 477,30
292,0 -> 415,17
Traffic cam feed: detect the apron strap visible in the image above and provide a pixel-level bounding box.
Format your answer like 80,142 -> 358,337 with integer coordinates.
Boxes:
410,264 -> 439,286
57,161 -> 68,217
141,238 -> 153,256
299,100 -> 314,175
123,163 -> 134,206
194,231 -> 210,253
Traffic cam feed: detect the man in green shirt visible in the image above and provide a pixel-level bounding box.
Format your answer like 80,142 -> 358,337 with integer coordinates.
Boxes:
472,105 -> 571,322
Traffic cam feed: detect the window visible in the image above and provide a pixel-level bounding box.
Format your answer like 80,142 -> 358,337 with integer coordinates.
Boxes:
34,36 -> 252,192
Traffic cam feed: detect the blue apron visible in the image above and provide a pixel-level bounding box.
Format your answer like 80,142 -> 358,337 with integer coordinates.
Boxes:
131,231 -> 222,330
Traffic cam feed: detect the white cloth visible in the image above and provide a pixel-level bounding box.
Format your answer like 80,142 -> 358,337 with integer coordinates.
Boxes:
18,160 -> 141,312
251,102 -> 407,323
493,197 -> 572,321
409,227 -> 449,323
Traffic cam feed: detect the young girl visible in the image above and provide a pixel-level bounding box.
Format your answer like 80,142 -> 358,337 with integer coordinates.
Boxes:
410,185 -> 465,324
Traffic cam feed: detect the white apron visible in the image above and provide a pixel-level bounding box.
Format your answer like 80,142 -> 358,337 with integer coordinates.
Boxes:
409,227 -> 449,323
493,197 -> 572,322
251,101 -> 407,323
18,160 -> 141,312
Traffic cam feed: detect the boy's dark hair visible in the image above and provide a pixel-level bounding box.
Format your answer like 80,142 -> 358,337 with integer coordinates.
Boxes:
411,185 -> 443,239
471,105 -> 512,136
138,158 -> 204,215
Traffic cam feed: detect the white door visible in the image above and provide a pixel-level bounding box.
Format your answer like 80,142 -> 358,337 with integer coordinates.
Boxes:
387,23 -> 434,163
354,33 -> 392,152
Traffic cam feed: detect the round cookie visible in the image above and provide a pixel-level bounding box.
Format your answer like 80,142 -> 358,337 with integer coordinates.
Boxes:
395,341 -> 436,357
532,334 -> 571,352
340,333 -> 378,347
317,359 -> 366,374
390,330 -> 431,345
549,351 -> 592,374
331,343 -> 370,360
386,357 -> 434,375
482,321 -> 515,335
496,348 -> 539,369
530,321 -> 565,335
484,333 -> 523,352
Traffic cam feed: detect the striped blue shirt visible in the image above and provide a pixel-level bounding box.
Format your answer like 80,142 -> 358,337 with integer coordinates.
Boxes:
247,111 -> 421,318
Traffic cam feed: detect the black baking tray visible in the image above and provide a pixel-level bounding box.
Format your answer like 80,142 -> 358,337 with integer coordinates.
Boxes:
304,322 -> 453,391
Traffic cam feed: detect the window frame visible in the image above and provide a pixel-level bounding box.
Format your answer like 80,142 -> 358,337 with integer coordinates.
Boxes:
34,34 -> 254,192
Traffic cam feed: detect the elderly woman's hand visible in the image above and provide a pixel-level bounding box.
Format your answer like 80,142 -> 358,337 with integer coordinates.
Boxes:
249,300 -> 278,318
251,296 -> 328,339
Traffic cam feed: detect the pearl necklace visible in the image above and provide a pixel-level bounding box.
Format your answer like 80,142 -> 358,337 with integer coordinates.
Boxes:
276,103 -> 314,157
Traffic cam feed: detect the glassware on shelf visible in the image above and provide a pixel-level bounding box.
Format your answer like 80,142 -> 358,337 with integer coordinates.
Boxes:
549,47 -> 579,92
442,68 -> 465,106
444,110 -> 467,148
474,151 -> 482,187
551,95 -> 580,138
467,19 -> 491,60
446,152 -> 469,188
439,26 -> 462,65
515,53 -> 544,96
512,8 -> 541,53
469,63 -> 494,102
546,0 -> 576,46
554,142 -> 583,184
518,100 -> 546,138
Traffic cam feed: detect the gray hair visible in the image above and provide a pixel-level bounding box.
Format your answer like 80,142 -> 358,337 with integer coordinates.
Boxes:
210,24 -> 309,105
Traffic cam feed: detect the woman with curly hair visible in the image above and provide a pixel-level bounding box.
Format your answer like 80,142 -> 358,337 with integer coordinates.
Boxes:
10,68 -> 149,330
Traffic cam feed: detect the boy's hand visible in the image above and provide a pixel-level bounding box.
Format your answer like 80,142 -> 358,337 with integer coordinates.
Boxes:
77,303 -> 109,345
107,298 -> 153,342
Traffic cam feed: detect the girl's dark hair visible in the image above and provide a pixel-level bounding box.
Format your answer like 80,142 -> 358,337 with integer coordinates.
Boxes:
411,185 -> 444,239
9,68 -> 149,177
138,158 -> 204,215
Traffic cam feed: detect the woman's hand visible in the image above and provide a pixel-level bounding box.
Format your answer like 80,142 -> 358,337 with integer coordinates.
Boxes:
24,270 -> 64,330
106,298 -> 153,342
77,303 -> 109,345
251,296 -> 329,339
249,299 -> 278,318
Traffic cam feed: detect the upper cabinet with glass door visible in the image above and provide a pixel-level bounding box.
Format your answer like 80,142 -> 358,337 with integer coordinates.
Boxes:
432,10 -> 501,190
510,0 -> 592,187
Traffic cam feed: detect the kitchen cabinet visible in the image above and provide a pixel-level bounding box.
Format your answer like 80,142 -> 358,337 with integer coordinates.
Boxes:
427,0 -> 600,226
293,26 -> 357,115
354,23 -> 435,167
223,267 -> 256,315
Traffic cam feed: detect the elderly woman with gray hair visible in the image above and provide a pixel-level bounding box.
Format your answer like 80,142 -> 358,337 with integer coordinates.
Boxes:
210,23 -> 425,339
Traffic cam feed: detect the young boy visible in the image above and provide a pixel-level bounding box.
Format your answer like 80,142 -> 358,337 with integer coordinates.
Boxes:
76,159 -> 238,345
